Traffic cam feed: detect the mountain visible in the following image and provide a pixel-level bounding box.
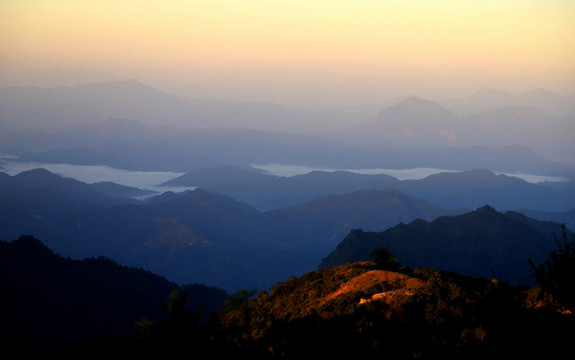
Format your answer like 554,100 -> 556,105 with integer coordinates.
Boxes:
142,186 -> 467,287
463,106 -> 550,131
395,169 -> 573,212
367,96 -> 460,146
320,205 -> 571,285
1,167 -> 570,292
517,208 -> 575,232
0,175 -> 323,292
202,170 -> 401,211
0,80 -> 182,129
160,164 -> 270,187
15,202 -> 215,270
457,106 -> 573,155
0,168 -> 137,216
0,168 -> 464,292
439,87 -> 575,118
9,123 -> 575,176
390,145 -> 575,179
354,91 -> 574,158
0,79 -> 359,133
0,235 -> 227,355
264,188 -> 465,252
88,181 -> 157,198
4,107 -> 573,177
0,167 -> 90,189
271,188 -> 457,226
438,88 -> 517,117
167,167 -> 573,212
4,119 -> 350,172
9,242 -> 574,358
517,89 -> 575,118
25,191 -> 305,292
3,118 -> 222,171
222,261 -> 574,359
143,188 -> 268,245
2,81 -> 573,171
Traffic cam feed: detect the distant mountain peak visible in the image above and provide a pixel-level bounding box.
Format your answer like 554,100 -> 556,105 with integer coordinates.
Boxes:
79,78 -> 146,88
370,96 -> 459,127
520,88 -> 564,101
99,117 -> 151,129
394,95 -> 443,108
470,87 -> 514,99
475,204 -> 498,213
7,235 -> 55,256
15,167 -> 62,180
124,78 -> 144,85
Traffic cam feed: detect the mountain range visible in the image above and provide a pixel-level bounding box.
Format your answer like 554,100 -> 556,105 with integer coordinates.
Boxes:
3,118 -> 351,172
164,166 -> 574,212
0,79 -> 358,133
0,168 -> 465,291
1,167 -> 573,292
2,77 -> 574,357
438,87 -> 575,118
352,96 -> 574,160
1,78 -> 574,295
320,205 -> 572,285
1,79 -> 573,170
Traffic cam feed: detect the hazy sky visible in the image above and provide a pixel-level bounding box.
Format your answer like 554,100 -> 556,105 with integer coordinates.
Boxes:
1,0 -> 574,109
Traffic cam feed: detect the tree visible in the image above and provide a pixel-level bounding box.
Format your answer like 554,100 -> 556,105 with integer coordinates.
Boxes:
370,246 -> 400,271
528,224 -> 575,309
223,288 -> 258,344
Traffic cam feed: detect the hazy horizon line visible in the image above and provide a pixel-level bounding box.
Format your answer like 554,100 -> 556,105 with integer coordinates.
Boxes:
2,70 -> 574,112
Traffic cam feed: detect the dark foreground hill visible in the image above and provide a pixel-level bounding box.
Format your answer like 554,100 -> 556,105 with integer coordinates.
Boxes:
3,238 -> 574,358
75,261 -> 574,358
0,236 -> 227,355
320,206 -> 571,285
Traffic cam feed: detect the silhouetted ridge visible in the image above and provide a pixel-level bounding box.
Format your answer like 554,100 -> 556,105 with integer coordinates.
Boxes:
2,234 -> 55,257
320,206 -> 571,285
11,168 -> 63,186
0,235 -> 227,355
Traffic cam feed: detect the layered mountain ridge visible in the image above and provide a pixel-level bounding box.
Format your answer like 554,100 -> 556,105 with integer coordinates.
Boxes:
320,205 -> 572,285
1,167 -> 573,292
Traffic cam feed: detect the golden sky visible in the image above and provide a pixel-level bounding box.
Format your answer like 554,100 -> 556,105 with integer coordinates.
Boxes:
1,0 -> 574,107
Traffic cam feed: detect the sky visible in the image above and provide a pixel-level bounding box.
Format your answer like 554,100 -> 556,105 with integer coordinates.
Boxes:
1,0 -> 574,109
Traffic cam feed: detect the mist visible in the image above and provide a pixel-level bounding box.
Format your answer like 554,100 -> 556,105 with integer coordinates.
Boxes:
0,161 -> 193,195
